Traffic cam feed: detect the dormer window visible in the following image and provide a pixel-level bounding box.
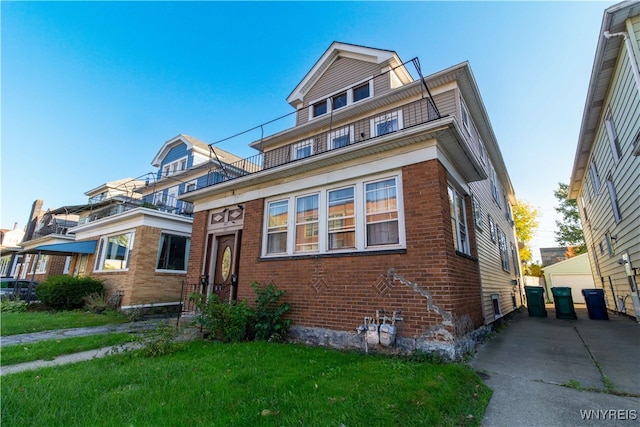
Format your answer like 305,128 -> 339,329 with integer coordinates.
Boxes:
313,100 -> 327,117
162,156 -> 188,177
308,79 -> 374,121
332,92 -> 347,110
353,82 -> 370,102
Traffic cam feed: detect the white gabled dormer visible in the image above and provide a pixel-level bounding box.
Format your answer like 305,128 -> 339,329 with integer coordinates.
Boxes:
151,134 -> 212,179
287,42 -> 414,126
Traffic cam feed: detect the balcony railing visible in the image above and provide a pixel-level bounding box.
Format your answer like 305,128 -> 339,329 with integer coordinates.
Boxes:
191,95 -> 440,194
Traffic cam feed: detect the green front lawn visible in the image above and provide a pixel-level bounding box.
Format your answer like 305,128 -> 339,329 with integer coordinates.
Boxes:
1,310 -> 130,336
1,341 -> 491,426
0,333 -> 136,366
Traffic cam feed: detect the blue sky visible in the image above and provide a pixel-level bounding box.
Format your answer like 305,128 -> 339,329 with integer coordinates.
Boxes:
1,1 -> 616,261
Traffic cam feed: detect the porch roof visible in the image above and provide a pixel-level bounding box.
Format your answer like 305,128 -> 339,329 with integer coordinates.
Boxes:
23,240 -> 98,256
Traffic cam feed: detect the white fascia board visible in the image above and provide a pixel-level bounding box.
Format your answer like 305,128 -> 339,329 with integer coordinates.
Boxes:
70,208 -> 192,240
19,234 -> 76,251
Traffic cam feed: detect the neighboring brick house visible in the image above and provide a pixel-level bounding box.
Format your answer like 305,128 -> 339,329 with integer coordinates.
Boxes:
182,42 -> 521,359
569,1 -> 640,321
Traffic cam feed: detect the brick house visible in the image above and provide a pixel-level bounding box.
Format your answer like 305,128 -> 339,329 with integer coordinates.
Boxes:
181,43 -> 521,359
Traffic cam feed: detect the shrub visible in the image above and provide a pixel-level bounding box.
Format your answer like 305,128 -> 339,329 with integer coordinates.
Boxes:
135,322 -> 182,357
251,282 -> 291,342
191,293 -> 253,343
0,299 -> 28,313
84,292 -> 109,314
36,275 -> 105,310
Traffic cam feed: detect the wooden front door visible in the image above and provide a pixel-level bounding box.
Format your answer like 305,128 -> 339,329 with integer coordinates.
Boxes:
213,233 -> 240,302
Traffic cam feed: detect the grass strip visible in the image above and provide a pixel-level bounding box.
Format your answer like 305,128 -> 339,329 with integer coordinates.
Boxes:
1,333 -> 135,366
1,340 -> 491,426
1,310 -> 130,336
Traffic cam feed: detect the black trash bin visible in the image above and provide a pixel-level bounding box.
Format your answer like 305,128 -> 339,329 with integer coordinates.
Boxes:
551,287 -> 577,319
582,289 -> 609,320
524,286 -> 547,317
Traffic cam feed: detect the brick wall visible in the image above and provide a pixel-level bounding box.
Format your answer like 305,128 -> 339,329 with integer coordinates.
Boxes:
230,159 -> 483,341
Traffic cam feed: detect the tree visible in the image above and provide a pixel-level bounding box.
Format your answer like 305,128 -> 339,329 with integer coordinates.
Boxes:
512,198 -> 540,265
553,182 -> 586,254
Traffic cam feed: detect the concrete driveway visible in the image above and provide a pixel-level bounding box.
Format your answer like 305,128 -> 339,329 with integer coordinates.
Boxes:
471,305 -> 640,427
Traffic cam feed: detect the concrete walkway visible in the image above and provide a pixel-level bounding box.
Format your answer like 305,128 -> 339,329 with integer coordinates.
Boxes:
0,319 -> 180,376
471,305 -> 640,427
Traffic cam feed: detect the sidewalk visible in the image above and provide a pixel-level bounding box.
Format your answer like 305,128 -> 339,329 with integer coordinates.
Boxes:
0,319 -> 185,376
471,305 -> 640,427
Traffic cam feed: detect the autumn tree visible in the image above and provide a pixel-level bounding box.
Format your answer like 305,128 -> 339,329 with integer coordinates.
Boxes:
512,198 -> 540,265
553,182 -> 586,254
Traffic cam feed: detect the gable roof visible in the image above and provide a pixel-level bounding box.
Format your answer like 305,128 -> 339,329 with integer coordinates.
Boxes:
151,134 -> 245,168
286,42 -> 413,107
569,0 -> 640,198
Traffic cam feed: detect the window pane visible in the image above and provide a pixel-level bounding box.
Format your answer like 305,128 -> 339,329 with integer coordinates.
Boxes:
328,187 -> 355,249
333,134 -> 350,149
103,233 -> 132,270
157,234 -> 190,271
366,179 -> 399,246
295,195 -> 319,252
377,119 -> 399,136
267,200 -> 288,254
332,92 -> 347,109
353,83 -> 370,102
313,100 -> 327,117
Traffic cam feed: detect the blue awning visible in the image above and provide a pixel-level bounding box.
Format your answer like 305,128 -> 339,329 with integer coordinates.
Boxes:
30,240 -> 98,256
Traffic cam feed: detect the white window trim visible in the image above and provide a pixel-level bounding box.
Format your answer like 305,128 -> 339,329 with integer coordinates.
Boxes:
292,139 -> 314,160
448,185 -> 470,255
307,77 -> 374,121
606,175 -> 622,223
155,231 -> 191,273
261,173 -> 405,257
370,110 -> 404,137
589,160 -> 601,193
294,193 -> 320,253
162,155 -> 188,177
460,97 -> 471,133
491,294 -> 503,319
94,230 -> 135,272
328,125 -> 355,150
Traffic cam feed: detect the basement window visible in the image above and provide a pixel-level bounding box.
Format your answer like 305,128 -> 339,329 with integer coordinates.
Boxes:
492,294 -> 502,319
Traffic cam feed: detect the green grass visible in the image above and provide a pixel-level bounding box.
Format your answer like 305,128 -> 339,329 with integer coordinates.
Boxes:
0,310 -> 129,336
1,333 -> 135,366
1,341 -> 491,426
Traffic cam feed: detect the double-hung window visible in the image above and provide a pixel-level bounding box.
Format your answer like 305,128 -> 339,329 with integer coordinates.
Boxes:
371,111 -> 403,137
266,200 -> 289,254
312,100 -> 327,118
605,109 -> 622,163
366,178 -> 399,247
497,228 -> 510,271
590,161 -> 601,193
328,187 -> 356,250
448,186 -> 469,255
295,194 -> 319,252
292,139 -> 313,160
332,92 -> 347,110
606,175 -> 622,223
329,126 -> 354,150
95,231 -> 135,271
263,174 -> 403,256
156,233 -> 191,271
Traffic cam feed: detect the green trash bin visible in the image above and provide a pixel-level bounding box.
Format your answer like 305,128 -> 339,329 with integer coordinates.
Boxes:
551,287 -> 577,319
524,286 -> 547,317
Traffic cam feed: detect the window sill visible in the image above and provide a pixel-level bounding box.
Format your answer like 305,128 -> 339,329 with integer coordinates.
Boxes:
455,250 -> 478,262
259,248 -> 406,262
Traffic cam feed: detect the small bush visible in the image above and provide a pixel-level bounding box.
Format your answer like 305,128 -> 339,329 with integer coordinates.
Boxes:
36,275 -> 105,310
191,293 -> 253,343
251,282 -> 291,342
136,322 -> 182,357
0,299 -> 28,313
84,292 -> 109,314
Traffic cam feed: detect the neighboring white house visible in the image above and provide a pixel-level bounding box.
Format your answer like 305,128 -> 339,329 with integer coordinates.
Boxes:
568,1 -> 640,321
542,253 -> 596,304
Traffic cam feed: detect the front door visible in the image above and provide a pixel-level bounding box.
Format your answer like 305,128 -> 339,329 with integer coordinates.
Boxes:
213,233 -> 240,302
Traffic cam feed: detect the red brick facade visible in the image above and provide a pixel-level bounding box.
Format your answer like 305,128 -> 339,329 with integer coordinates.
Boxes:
189,159 -> 484,342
